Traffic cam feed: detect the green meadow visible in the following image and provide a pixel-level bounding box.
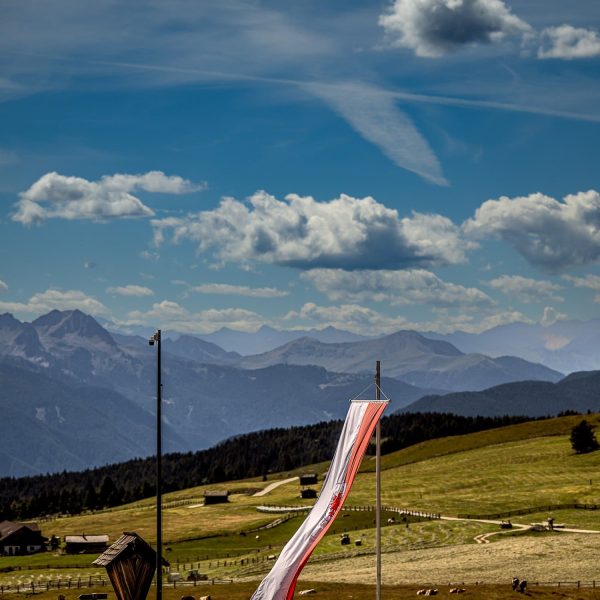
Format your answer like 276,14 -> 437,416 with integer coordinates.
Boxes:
2,413 -> 600,589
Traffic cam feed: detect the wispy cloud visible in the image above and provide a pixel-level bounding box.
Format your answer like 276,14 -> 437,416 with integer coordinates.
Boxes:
106,285 -> 154,297
0,280 -> 8,292
307,81 -> 447,185
485,275 -> 564,303
190,283 -> 289,298
302,268 -> 493,307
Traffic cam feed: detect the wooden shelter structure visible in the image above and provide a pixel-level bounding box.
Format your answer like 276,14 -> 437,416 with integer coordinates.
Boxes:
93,532 -> 167,600
203,490 -> 229,505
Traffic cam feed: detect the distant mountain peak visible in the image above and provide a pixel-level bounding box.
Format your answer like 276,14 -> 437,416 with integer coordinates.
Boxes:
33,309 -> 116,346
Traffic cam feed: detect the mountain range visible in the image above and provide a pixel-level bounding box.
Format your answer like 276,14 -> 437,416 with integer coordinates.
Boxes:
404,370 -> 600,417
0,309 -> 588,477
235,331 -> 563,391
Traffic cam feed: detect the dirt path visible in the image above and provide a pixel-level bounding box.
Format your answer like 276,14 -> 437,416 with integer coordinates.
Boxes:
253,476 -> 298,497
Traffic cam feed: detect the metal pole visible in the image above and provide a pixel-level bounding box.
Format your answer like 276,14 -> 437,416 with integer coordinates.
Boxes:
149,330 -> 163,600
375,360 -> 381,600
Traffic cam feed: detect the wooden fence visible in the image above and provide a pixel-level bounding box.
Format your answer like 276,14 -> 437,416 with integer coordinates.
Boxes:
457,503 -> 599,520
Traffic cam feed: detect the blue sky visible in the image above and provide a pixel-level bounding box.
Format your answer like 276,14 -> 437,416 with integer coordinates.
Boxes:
1,0 -> 600,336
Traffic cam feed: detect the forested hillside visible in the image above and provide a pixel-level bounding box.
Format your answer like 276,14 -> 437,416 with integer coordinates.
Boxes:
0,412 -> 532,521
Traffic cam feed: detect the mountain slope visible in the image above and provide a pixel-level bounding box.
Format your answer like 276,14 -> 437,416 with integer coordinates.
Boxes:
0,361 -> 189,477
427,319 -> 600,374
237,331 -> 563,391
403,370 -> 600,417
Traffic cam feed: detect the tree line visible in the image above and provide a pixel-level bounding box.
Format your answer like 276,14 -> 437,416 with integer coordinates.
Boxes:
0,412 -> 532,521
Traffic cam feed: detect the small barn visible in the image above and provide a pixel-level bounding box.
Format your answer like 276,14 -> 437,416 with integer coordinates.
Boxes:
93,532 -> 167,600
0,521 -> 47,556
203,490 -> 229,505
65,534 -> 109,554
299,473 -> 318,486
300,488 -> 317,499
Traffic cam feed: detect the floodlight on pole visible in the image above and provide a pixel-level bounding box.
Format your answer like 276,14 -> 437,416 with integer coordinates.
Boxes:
149,330 -> 162,600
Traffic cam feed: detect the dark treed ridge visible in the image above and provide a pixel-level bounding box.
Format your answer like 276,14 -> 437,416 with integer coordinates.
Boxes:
0,412 -> 534,521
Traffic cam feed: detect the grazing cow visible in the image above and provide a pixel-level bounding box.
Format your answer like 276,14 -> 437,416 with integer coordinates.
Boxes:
519,580 -> 527,593
512,578 -> 520,591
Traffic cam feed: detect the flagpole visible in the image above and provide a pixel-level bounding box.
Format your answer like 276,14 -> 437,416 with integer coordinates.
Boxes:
375,360 -> 381,600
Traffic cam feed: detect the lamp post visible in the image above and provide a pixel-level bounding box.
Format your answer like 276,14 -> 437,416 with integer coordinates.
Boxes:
148,330 -> 162,600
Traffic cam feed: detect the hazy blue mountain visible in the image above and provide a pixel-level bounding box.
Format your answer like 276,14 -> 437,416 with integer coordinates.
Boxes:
199,324 -> 371,355
402,370 -> 600,417
0,311 -> 432,476
0,360 -> 189,477
236,330 -> 563,391
425,319 -> 600,375
163,335 -> 240,363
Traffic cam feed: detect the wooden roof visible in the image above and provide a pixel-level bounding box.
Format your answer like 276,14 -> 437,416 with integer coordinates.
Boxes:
204,490 -> 229,497
93,532 -> 166,600
66,534 -> 109,544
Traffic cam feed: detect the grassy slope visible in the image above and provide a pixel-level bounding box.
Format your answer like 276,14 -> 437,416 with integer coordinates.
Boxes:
3,414 -> 600,586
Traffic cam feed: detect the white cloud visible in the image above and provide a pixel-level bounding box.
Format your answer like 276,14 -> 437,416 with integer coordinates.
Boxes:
563,274 -> 600,291
463,190 -> 600,271
301,268 -> 493,307
486,275 -> 564,303
0,280 -> 7,292
284,301 -> 530,335
379,0 -> 531,58
426,308 -> 532,333
307,82 -> 447,185
190,283 -> 289,298
153,190 -> 470,270
140,250 -> 160,261
106,285 -> 154,297
0,289 -> 110,316
124,300 -> 265,333
541,306 -> 568,326
563,274 -> 600,302
538,25 -> 600,60
12,171 -> 203,225
285,302 -> 410,335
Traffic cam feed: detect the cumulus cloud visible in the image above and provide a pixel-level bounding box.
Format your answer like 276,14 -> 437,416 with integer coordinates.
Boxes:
301,268 -> 493,307
12,171 -> 203,225
538,25 -> 600,60
486,275 -> 564,303
153,191 -> 470,270
0,280 -> 7,292
106,285 -> 154,297
307,82 -> 447,185
463,190 -> 600,271
0,289 -> 110,316
124,300 -> 265,333
284,302 -> 410,335
190,283 -> 289,298
379,0 -> 531,58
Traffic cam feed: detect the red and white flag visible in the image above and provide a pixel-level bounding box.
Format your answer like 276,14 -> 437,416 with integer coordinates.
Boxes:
250,399 -> 388,600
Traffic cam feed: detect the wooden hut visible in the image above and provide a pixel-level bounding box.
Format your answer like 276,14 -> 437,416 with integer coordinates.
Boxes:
65,534 -> 109,554
299,473 -> 318,486
93,532 -> 166,600
203,490 -> 229,505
